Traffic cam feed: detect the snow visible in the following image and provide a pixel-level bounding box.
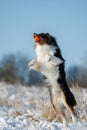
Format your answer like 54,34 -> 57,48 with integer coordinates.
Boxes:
0,82 -> 87,130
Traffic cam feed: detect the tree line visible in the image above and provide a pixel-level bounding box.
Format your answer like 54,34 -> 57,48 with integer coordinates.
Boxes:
0,53 -> 42,86
0,52 -> 87,88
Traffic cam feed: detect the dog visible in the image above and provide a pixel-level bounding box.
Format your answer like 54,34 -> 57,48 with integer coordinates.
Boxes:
29,33 -> 77,127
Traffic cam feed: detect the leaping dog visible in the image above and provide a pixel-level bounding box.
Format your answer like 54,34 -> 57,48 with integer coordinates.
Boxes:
29,33 -> 77,127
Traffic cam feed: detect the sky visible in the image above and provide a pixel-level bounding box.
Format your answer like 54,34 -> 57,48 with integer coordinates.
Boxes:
0,0 -> 87,69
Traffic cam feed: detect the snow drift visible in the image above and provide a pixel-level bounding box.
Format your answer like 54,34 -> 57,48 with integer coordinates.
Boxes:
0,82 -> 87,130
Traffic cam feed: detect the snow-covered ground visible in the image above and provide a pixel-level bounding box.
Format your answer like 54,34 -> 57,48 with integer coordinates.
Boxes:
0,82 -> 87,130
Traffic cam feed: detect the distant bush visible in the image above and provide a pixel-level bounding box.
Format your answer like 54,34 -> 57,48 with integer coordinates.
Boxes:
67,65 -> 87,88
0,53 -> 43,86
0,53 -> 30,85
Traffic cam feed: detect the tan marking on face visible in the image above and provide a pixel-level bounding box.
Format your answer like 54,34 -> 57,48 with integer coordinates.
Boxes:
33,33 -> 47,46
39,36 -> 47,45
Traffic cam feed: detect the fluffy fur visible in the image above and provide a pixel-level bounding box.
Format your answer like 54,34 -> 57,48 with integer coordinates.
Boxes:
29,33 -> 77,127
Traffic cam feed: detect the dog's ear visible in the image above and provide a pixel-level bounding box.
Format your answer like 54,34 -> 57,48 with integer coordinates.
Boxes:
46,33 -> 50,38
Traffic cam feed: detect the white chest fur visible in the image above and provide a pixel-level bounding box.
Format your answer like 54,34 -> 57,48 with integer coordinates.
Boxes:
35,43 -> 57,61
35,43 -> 60,88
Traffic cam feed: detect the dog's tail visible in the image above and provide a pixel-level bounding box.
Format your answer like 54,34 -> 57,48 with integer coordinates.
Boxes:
63,85 -> 77,107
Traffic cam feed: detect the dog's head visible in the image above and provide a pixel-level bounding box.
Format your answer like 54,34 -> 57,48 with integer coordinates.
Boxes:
33,33 -> 57,46
33,33 -> 64,61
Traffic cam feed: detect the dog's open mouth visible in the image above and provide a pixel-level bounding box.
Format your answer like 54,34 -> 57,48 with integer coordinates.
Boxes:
33,33 -> 40,42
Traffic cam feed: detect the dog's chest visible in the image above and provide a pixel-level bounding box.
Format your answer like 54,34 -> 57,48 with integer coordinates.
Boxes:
35,43 -> 60,87
35,44 -> 56,61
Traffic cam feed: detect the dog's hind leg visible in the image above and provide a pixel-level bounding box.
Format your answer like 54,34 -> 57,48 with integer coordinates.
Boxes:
51,95 -> 68,128
60,110 -> 68,128
48,86 -> 57,112
69,107 -> 78,124
63,100 -> 78,124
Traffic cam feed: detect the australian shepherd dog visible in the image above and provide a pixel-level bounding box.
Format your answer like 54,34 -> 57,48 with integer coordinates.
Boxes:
29,33 -> 77,127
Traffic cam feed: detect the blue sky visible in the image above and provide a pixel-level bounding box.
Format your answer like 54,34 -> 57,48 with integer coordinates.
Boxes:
0,0 -> 87,69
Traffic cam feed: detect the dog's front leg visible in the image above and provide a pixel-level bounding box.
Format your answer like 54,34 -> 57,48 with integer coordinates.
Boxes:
28,59 -> 41,72
45,54 -> 63,66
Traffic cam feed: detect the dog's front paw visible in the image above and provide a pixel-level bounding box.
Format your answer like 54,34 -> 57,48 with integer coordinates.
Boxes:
28,59 -> 40,71
28,59 -> 36,67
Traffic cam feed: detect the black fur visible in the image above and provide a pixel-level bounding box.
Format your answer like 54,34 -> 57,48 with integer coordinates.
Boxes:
58,64 -> 77,107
